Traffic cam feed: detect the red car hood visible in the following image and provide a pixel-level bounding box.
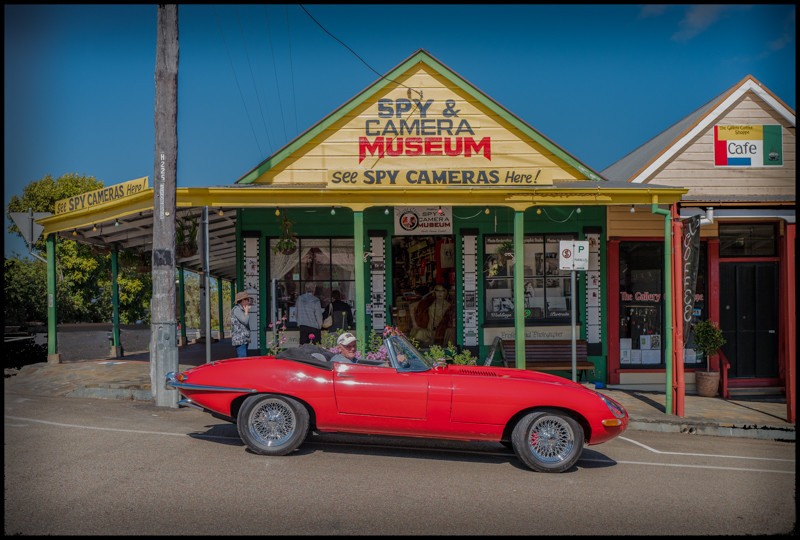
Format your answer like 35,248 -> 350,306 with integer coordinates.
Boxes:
445,364 -> 591,389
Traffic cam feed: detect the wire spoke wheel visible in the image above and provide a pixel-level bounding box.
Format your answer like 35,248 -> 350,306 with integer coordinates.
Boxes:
512,410 -> 584,472
528,415 -> 574,463
249,399 -> 297,446
237,394 -> 309,456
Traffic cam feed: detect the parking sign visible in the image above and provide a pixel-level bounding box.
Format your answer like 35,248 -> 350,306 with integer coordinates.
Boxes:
559,240 -> 589,270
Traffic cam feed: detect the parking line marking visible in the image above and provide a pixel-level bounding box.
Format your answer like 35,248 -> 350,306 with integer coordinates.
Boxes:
4,415 -> 239,440
619,436 -> 794,462
581,457 -> 794,474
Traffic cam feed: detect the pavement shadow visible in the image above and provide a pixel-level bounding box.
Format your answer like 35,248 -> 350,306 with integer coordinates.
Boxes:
621,390 -> 667,413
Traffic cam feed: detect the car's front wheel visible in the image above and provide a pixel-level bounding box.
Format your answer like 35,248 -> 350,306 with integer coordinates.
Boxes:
237,394 -> 309,456
511,410 -> 584,472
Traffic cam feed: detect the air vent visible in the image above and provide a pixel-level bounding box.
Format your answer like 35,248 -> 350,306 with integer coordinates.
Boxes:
458,368 -> 498,377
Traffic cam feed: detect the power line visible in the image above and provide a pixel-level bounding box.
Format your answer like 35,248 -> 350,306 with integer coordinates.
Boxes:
285,5 -> 299,135
299,4 -> 422,99
235,6 -> 274,154
213,6 -> 263,157
265,6 -> 289,142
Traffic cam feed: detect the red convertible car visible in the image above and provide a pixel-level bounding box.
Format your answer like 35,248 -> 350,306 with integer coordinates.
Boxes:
166,335 -> 627,472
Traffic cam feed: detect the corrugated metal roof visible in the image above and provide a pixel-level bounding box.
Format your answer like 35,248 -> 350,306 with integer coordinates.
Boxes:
601,88 -> 729,183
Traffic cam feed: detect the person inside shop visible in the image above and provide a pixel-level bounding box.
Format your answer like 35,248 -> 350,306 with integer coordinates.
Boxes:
231,291 -> 253,358
296,282 -> 323,344
324,289 -> 354,332
410,283 -> 454,347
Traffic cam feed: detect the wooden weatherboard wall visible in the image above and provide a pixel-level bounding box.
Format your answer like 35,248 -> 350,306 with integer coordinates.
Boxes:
237,49 -> 602,190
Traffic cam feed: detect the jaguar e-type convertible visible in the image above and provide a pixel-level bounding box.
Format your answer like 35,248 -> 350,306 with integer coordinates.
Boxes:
166,335 -> 627,472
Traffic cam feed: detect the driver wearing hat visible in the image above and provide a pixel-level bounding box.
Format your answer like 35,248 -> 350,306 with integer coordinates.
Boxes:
330,332 -> 358,364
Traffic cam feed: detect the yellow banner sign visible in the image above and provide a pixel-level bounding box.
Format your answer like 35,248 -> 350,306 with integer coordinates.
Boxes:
55,177 -> 149,215
328,168 -> 553,187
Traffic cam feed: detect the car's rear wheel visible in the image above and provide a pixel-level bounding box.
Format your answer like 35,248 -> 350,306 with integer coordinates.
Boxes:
237,394 -> 309,456
511,410 -> 584,473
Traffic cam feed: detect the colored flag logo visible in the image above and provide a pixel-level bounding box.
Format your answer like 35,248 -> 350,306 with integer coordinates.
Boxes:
714,125 -> 782,167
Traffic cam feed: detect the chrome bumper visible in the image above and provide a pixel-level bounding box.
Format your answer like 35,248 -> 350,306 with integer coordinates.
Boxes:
165,371 -> 256,393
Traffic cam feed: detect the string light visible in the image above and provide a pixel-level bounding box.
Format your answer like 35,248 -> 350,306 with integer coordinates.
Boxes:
576,207 -> 582,214
384,207 -> 390,215
484,207 -> 490,215
115,219 -> 120,227
630,205 -> 636,213
92,224 -> 97,232
437,206 -> 443,215
218,208 -> 224,217
536,208 -> 542,215
72,229 -> 78,236
330,207 -> 336,215
275,208 -> 281,216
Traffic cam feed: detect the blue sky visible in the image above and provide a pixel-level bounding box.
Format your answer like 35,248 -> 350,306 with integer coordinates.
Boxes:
4,4 -> 796,258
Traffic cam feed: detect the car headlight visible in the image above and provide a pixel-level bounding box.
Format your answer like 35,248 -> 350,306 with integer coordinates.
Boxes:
596,391 -> 626,419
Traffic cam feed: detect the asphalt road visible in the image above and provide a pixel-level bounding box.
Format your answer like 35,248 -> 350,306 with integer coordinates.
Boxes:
4,390 -> 795,535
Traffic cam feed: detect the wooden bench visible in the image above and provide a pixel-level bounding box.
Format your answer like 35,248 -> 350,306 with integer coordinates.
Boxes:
484,338 -> 594,380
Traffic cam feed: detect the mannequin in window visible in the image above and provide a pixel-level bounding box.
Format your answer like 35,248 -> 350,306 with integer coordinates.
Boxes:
410,284 -> 454,347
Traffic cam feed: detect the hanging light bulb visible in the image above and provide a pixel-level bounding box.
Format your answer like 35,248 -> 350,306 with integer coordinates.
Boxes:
437,206 -> 443,215
115,219 -> 120,227
484,207 -> 490,215
92,224 -> 97,232
72,229 -> 78,236
536,208 -> 542,215
630,205 -> 636,213
218,208 -> 224,217
576,207 -> 582,214
275,208 -> 280,217
384,207 -> 390,215
330,207 -> 336,215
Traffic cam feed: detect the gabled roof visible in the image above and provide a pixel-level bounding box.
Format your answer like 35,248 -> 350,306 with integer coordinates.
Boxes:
602,75 -> 796,184
237,48 -> 605,184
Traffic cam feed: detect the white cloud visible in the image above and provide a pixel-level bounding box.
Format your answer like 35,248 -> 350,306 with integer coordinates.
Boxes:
672,5 -> 727,42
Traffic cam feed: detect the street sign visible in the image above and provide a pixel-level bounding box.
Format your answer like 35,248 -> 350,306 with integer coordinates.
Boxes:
559,240 -> 589,270
10,210 -> 51,247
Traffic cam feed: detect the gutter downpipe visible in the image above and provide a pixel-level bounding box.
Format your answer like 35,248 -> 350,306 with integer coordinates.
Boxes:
651,197 -> 674,415
671,205 -> 685,417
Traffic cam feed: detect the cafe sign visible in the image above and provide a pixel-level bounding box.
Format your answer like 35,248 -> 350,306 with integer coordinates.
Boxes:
55,177 -> 149,215
714,125 -> 782,167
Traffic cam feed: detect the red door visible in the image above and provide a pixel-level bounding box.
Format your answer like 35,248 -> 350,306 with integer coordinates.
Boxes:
333,363 -> 428,419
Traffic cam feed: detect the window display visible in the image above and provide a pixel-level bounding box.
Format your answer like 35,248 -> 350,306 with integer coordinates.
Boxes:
484,234 -> 576,323
270,238 -> 354,327
618,242 -> 663,367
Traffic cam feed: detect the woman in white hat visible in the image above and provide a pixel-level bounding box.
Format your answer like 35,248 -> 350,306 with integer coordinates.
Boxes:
231,291 -> 252,357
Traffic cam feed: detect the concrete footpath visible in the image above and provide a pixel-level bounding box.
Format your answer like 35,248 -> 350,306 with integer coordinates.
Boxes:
4,340 -> 795,441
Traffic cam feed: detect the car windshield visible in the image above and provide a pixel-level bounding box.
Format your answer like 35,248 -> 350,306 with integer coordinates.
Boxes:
384,335 -> 432,372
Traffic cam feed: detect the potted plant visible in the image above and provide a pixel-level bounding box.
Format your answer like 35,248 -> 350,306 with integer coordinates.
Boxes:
495,240 -> 515,264
487,240 -> 515,277
273,215 -> 298,255
691,319 -> 726,397
176,213 -> 198,258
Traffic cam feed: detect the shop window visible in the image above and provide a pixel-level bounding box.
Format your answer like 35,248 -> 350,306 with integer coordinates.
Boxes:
719,223 -> 777,257
270,238 -> 354,327
618,242 -> 664,367
484,234 -> 576,324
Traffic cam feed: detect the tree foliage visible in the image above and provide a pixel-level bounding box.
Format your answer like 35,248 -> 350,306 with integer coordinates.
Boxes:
4,173 -> 152,324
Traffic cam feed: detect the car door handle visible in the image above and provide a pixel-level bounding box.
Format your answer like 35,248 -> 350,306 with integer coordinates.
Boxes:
338,374 -> 355,378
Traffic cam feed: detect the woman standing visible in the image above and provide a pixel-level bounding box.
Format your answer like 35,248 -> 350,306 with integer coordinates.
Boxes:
231,291 -> 252,357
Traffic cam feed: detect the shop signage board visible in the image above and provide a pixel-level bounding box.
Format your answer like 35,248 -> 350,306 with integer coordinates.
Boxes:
394,206 -> 453,235
54,177 -> 149,215
714,125 -> 783,167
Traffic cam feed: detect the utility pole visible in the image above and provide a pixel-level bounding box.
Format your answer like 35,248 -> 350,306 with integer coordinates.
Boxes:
150,4 -> 179,407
